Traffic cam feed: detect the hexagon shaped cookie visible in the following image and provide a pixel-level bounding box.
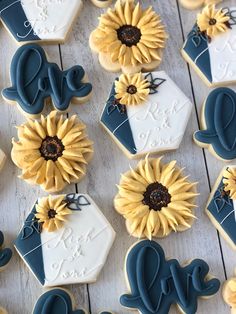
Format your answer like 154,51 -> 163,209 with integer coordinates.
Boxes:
100,71 -> 193,159
0,0 -> 83,44
15,194 -> 116,287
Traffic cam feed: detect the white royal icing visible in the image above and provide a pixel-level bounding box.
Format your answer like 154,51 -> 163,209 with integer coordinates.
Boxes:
38,194 -> 115,287
208,15 -> 236,84
113,71 -> 192,156
19,0 -> 82,41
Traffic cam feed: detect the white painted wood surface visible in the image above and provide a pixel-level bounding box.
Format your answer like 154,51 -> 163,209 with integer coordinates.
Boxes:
0,0 -> 234,313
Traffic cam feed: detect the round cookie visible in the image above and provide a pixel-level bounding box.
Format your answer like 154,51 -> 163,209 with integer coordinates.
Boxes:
15,194 -> 115,287
89,0 -> 168,74
179,0 -> 222,10
0,0 -> 83,44
11,111 -> 94,193
193,87 -> 236,161
114,156 -> 198,239
2,44 -> 92,119
120,240 -> 221,314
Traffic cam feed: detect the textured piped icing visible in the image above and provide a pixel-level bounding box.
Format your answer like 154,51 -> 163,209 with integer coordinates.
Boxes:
15,194 -> 116,287
0,0 -> 82,43
206,166 -> 236,250
194,87 -> 236,161
90,0 -> 167,73
0,231 -> 12,270
114,156 -> 198,239
2,44 -> 92,117
11,111 -> 93,193
101,71 -> 193,158
182,6 -> 236,86
33,288 -> 113,314
120,240 -> 220,314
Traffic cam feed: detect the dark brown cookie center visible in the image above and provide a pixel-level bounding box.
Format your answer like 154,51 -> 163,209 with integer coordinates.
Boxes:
143,182 -> 171,211
40,136 -> 64,161
48,209 -> 57,219
127,85 -> 137,94
117,25 -> 141,47
209,18 -> 217,25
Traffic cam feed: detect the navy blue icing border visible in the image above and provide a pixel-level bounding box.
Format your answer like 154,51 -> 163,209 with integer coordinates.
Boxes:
101,83 -> 137,155
183,24 -> 212,84
194,87 -> 236,160
207,176 -> 236,245
0,0 -> 40,42
15,205 -> 45,285
2,44 -> 92,116
120,240 -> 220,314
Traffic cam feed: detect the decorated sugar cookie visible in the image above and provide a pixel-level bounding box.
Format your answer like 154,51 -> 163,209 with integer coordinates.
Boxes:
15,194 -> 116,287
0,0 -> 83,44
194,87 -> 236,161
206,166 -> 236,250
2,44 -> 92,118
0,231 -> 12,272
91,0 -> 112,7
120,240 -> 220,314
114,156 -> 198,239
89,0 -> 167,74
11,111 -> 93,193
101,72 -> 193,159
179,0 -> 222,10
33,288 -> 113,314
182,5 -> 236,87
0,149 -> 6,172
223,274 -> 236,314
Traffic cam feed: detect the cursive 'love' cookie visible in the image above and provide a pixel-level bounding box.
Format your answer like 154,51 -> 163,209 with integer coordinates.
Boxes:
2,44 -> 92,118
182,5 -> 236,87
33,288 -> 113,314
15,194 -> 115,287
120,240 -> 220,314
193,87 -> 236,161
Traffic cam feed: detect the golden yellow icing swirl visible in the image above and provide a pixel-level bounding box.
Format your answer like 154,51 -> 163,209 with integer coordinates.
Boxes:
114,156 -> 198,239
11,111 -> 93,193
223,167 -> 236,200
92,0 -> 167,67
197,5 -> 229,37
115,73 -> 150,105
35,195 -> 71,232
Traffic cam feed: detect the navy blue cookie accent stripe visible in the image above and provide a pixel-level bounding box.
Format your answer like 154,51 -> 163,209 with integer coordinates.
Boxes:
0,0 -> 40,42
101,83 -> 137,155
183,24 -> 212,84
15,205 -> 45,285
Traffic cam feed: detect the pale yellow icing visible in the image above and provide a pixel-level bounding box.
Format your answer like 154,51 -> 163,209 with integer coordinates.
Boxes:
115,73 -> 150,105
223,167 -> 236,200
197,5 -> 229,37
0,307 -> 7,314
114,156 -> 198,239
92,0 -> 167,67
35,195 -> 71,232
223,278 -> 236,310
11,111 -> 93,193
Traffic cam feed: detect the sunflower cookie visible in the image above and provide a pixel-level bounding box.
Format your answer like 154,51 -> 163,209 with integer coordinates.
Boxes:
194,87 -> 236,161
11,111 -> 93,193
182,5 -> 236,87
223,275 -> 236,314
2,44 -> 92,118
120,240 -> 221,314
0,0 -> 83,44
206,166 -> 236,250
114,156 -> 198,239
0,231 -> 12,272
101,71 -> 193,159
0,149 -> 6,172
89,0 -> 167,74
91,0 -> 112,7
15,194 -> 115,287
179,0 -> 222,10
